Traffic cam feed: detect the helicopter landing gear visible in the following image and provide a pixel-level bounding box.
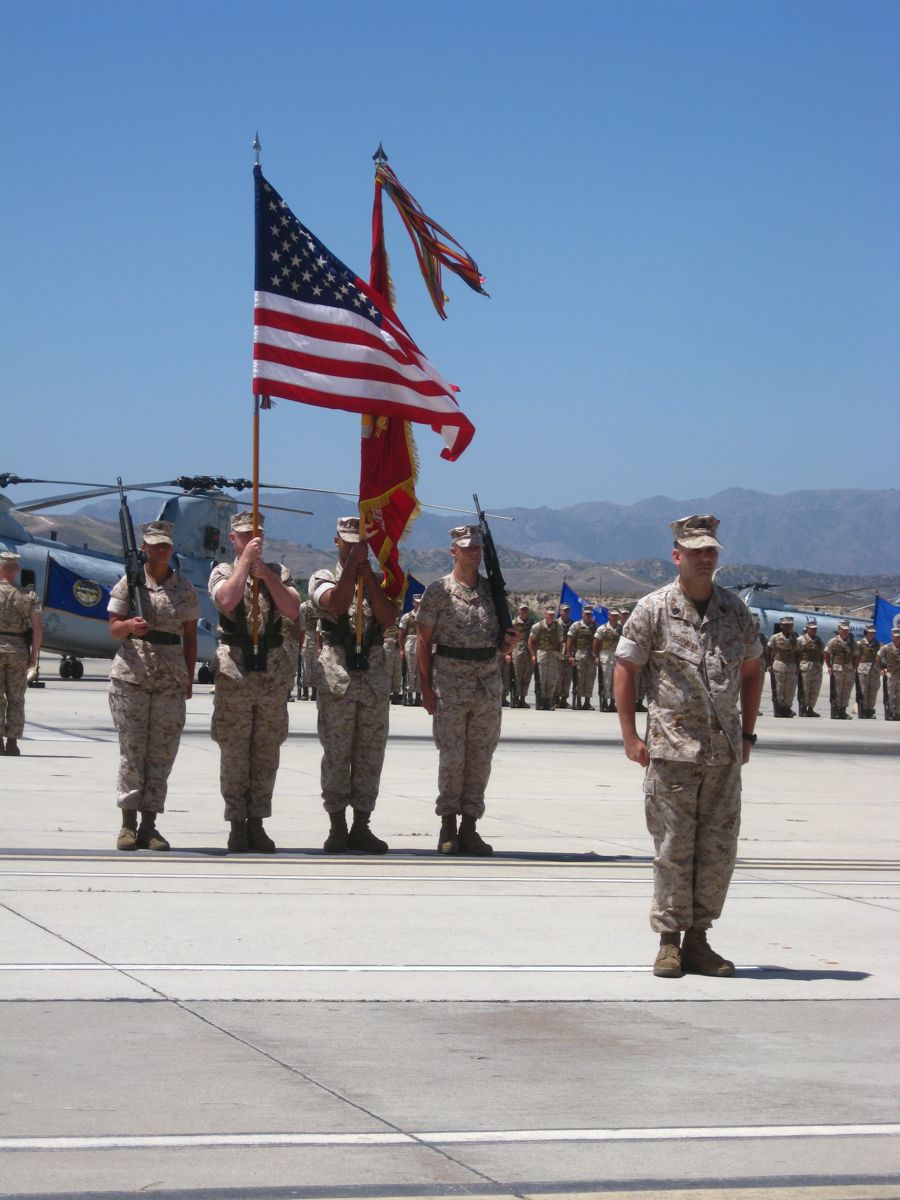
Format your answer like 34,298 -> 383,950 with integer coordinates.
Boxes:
59,657 -> 84,681
196,664 -> 214,685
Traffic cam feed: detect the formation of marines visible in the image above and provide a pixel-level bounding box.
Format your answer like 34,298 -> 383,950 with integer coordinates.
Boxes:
4,511 -> 898,977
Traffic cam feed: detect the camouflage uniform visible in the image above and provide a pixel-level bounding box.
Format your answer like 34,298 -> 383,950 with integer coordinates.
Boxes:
511,613 -> 534,705
382,622 -> 402,697
767,629 -> 799,713
0,580 -> 40,739
617,580 -> 761,933
593,621 -> 621,709
797,631 -> 825,714
209,561 -> 296,820
567,616 -> 598,704
298,599 -> 319,697
878,639 -> 900,719
857,635 -> 881,717
557,612 -> 573,705
530,618 -> 563,708
309,563 -> 392,815
825,633 -> 857,715
107,569 -> 199,813
418,573 -> 502,818
399,608 -> 420,701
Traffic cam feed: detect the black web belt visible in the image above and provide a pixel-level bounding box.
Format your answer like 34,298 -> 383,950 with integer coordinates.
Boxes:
435,645 -> 497,662
221,633 -> 282,649
0,629 -> 27,642
134,631 -> 182,646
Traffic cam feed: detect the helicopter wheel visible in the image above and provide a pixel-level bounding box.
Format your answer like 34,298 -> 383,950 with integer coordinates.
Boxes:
71,660 -> 85,681
197,665 -> 214,685
59,659 -> 73,680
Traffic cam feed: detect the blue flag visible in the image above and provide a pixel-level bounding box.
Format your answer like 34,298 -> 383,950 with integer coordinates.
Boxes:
403,573 -> 427,614
874,595 -> 900,644
559,581 -> 608,625
44,556 -> 111,621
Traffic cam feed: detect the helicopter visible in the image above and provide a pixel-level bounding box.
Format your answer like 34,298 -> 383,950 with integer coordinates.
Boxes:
732,581 -> 870,643
0,474 -> 312,682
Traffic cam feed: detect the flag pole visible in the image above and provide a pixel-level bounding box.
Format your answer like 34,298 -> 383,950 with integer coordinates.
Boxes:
251,132 -> 263,664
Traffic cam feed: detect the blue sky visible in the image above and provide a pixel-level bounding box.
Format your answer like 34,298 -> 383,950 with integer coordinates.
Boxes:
2,0 -> 897,517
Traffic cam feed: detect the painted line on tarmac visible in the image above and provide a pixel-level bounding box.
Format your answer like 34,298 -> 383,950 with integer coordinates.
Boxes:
1,1122 -> 898,1152
2,963 -> 655,973
22,723 -> 106,743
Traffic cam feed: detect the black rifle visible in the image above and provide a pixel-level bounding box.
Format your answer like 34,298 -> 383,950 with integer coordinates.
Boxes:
768,665 -> 779,715
571,661 -> 578,709
855,669 -> 865,717
533,658 -> 544,710
509,655 -> 519,708
117,477 -> 145,621
596,659 -> 604,710
883,672 -> 891,721
829,670 -> 837,719
472,494 -> 512,645
797,664 -> 806,716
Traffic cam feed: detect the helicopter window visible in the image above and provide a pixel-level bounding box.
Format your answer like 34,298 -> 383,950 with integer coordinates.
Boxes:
203,526 -> 221,552
21,569 -> 36,588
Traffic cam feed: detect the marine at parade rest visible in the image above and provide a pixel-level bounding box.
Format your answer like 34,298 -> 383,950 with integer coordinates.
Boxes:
856,625 -> 882,720
209,512 -> 300,853
566,606 -> 599,710
557,602 -> 573,707
796,618 -> 825,717
398,595 -> 422,706
824,620 -> 858,720
529,606 -> 563,711
107,522 -> 199,851
766,615 -> 800,717
298,597 -> 319,701
614,514 -> 762,979
417,525 -> 518,855
0,550 -> 43,757
878,627 -> 900,721
593,609 -> 624,712
511,602 -> 534,708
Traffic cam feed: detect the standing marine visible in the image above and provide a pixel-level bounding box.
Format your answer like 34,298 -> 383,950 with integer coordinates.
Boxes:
417,524 -> 518,855
878,627 -> 900,720
209,512 -> 300,853
856,625 -> 881,719
824,620 -> 858,719
529,606 -> 563,711
556,602 -> 573,707
0,550 -> 42,756
796,618 -> 825,717
566,605 -> 599,710
398,595 -> 422,705
511,602 -> 534,707
766,615 -> 799,717
308,517 -> 398,853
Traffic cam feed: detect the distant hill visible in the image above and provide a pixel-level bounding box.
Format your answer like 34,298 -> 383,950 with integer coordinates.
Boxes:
71,485 -> 898,575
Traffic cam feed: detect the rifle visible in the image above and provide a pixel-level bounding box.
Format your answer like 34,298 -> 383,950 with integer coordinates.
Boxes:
117,477 -> 145,621
883,672 -> 891,722
533,658 -> 543,710
596,659 -> 604,710
855,670 -> 865,717
571,662 -> 578,709
796,663 -> 806,716
829,670 -> 837,719
473,494 -> 512,645
768,665 -> 779,716
509,656 -> 519,708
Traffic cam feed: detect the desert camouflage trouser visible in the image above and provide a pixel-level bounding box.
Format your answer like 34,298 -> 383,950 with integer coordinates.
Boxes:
300,638 -> 318,691
109,677 -> 186,813
383,640 -> 402,693
643,758 -> 742,934
513,645 -> 533,704
885,673 -> 899,719
536,650 -> 560,708
573,650 -> 597,701
403,646 -> 420,698
772,661 -> 798,709
317,677 -> 390,813
858,662 -> 880,712
831,665 -> 855,710
0,649 -> 28,738
558,653 -> 573,704
433,686 -> 502,819
211,672 -> 291,821
799,662 -> 823,711
599,650 -> 616,706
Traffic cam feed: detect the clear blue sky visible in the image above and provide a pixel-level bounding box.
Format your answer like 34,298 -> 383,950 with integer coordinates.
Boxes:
2,0 -> 897,516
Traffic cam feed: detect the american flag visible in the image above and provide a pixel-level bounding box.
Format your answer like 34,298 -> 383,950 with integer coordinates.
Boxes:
252,167 -> 475,461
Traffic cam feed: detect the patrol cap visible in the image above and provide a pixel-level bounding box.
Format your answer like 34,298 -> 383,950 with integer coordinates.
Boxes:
231,511 -> 264,533
781,615 -> 795,624
336,516 -> 360,543
518,602 -> 529,611
450,524 -> 482,548
671,514 -> 722,550
865,624 -> 875,633
838,620 -> 850,629
0,549 -> 21,564
560,603 -> 570,612
805,618 -> 818,627
141,520 -> 174,546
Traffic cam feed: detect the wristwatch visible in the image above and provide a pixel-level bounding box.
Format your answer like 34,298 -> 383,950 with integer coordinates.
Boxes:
742,732 -> 757,746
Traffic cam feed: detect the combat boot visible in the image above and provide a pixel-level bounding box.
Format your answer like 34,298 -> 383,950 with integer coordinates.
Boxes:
136,812 -> 170,851
323,810 -> 349,853
5,737 -> 20,756
808,708 -> 820,717
0,737 -> 4,754
247,817 -> 276,853
653,932 -> 682,978
347,810 -> 388,854
458,815 -> 492,856
681,928 -> 735,977
228,819 -> 249,853
116,809 -> 138,852
300,686 -> 308,701
437,813 -> 459,855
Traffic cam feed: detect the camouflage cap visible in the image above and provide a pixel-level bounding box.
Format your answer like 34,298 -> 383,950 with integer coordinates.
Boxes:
0,549 -> 21,564
838,620 -> 850,629
671,514 -> 722,550
805,618 -> 818,627
559,603 -> 571,612
781,615 -> 795,624
865,624 -> 876,633
231,511 -> 264,533
141,520 -> 174,546
517,602 -> 529,610
336,516 -> 360,543
450,524 -> 482,548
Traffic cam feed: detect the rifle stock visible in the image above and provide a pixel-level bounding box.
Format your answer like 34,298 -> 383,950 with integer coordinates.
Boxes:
472,494 -> 512,645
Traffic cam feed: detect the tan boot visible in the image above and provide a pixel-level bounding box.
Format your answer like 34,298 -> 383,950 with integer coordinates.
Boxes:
653,932 -> 682,977
681,928 -> 735,976
247,817 -> 276,853
117,809 -> 138,852
136,813 -> 170,851
458,815 -> 492,856
437,813 -> 459,855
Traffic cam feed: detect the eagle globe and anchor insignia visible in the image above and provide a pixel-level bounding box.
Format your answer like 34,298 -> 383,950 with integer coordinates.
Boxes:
72,578 -> 103,610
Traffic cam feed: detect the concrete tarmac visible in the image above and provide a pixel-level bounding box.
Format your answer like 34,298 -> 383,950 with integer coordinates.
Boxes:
1,662 -> 898,1200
